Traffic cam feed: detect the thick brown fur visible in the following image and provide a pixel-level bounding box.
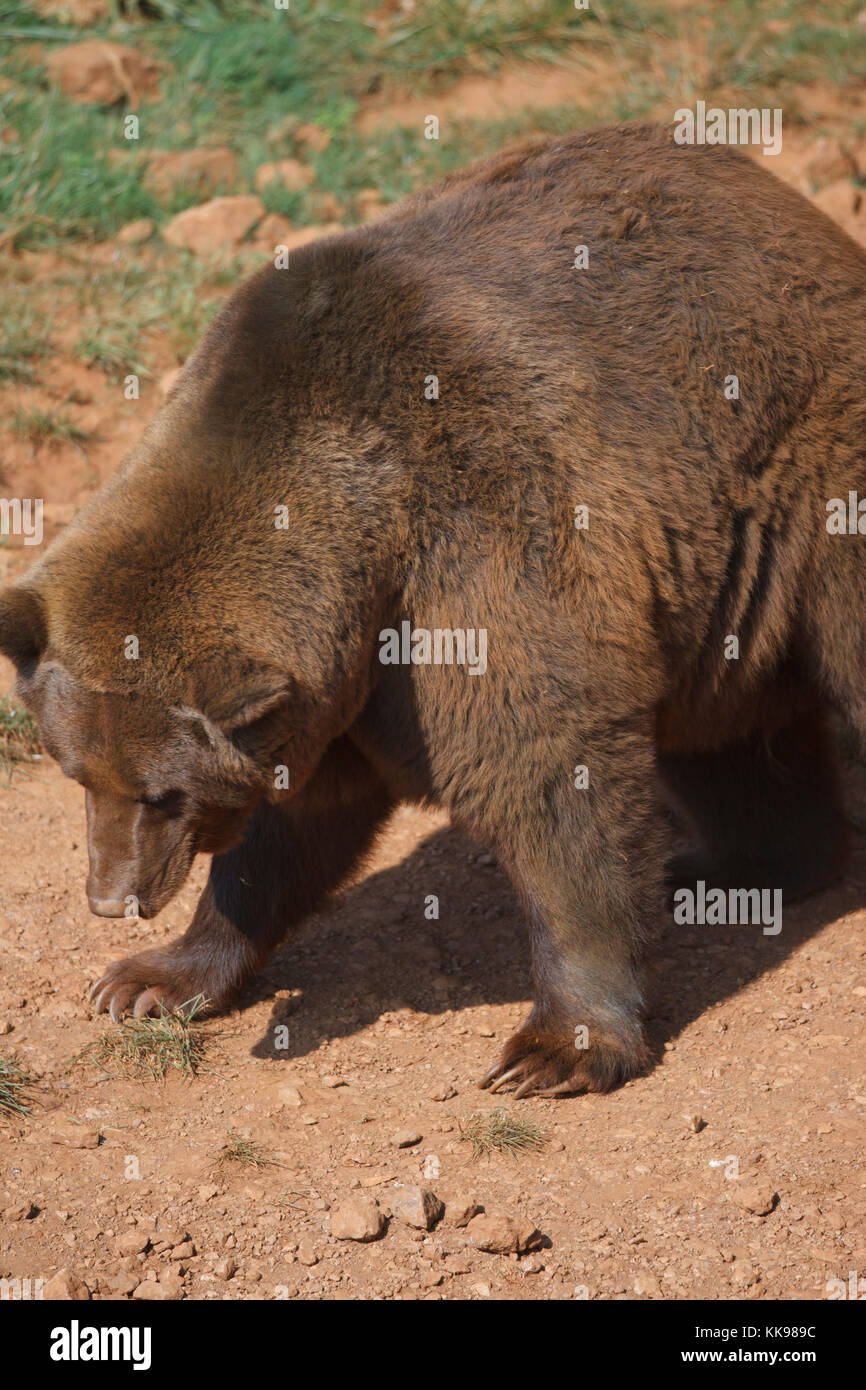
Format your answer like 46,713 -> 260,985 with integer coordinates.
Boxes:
1,123 -> 865,1097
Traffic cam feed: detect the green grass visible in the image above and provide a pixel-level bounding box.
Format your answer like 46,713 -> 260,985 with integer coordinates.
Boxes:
66,255 -> 235,375
76,326 -> 147,381
0,0 -> 599,247
211,1127 -> 284,1171
68,994 -> 209,1080
0,313 -> 51,383
276,1184 -> 311,1210
0,694 -> 42,778
10,407 -> 92,450
2,0 -> 860,250
459,1106 -> 548,1159
0,1054 -> 39,1118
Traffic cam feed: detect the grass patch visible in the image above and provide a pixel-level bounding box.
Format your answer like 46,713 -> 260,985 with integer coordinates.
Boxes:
0,694 -> 42,779
459,1106 -> 548,1160
76,328 -> 147,382
69,256 -> 232,374
0,315 -> 51,383
10,408 -> 92,449
68,994 -> 209,1081
0,0 -> 601,247
276,1184 -> 311,1210
211,1128 -> 284,1172
0,1054 -> 39,1119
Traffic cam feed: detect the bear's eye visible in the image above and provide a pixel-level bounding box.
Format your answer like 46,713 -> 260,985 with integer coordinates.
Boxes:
138,790 -> 185,817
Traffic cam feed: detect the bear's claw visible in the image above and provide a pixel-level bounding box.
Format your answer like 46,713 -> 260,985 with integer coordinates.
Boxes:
89,958 -> 182,1022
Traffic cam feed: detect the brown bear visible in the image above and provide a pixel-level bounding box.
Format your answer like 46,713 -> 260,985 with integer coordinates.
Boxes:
1,123 -> 864,1098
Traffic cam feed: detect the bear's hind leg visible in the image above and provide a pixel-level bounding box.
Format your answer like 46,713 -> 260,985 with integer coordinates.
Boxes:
660,705 -> 849,902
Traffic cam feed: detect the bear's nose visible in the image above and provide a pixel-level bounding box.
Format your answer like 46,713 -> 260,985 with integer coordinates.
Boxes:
88,897 -> 129,918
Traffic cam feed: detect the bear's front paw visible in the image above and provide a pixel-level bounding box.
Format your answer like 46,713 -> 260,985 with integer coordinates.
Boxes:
479,1017 -> 648,1099
89,949 -> 213,1023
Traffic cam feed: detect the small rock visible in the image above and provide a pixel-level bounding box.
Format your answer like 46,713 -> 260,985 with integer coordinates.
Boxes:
330,1194 -> 386,1243
162,195 -> 264,255
143,147 -> 237,200
359,1169 -> 396,1189
2,1198 -> 35,1221
391,1186 -> 444,1231
254,158 -> 315,194
158,1269 -> 185,1293
684,1113 -> 706,1133
45,41 -> 164,108
296,1239 -> 319,1266
43,1269 -> 90,1300
465,1212 -> 541,1255
430,1084 -> 457,1102
170,1241 -> 195,1261
320,1074 -> 347,1088
444,1195 -> 482,1227
393,1129 -> 423,1149
313,192 -> 343,222
295,122 -> 331,153
133,1279 -> 180,1302
729,1184 -> 778,1217
106,1271 -> 139,1295
116,1229 -> 151,1256
198,1184 -> 219,1202
116,218 -> 154,245
153,1225 -> 188,1248
253,213 -> 296,248
213,1256 -> 236,1281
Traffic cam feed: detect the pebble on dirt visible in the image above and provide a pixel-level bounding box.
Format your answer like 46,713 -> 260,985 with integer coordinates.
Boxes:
45,41 -> 164,108
330,1194 -> 386,1242
43,1268 -> 91,1300
444,1194 -> 483,1227
392,1129 -> 423,1148
464,1212 -> 542,1255
391,1186 -> 444,1231
728,1184 -> 779,1217
161,196 -> 264,256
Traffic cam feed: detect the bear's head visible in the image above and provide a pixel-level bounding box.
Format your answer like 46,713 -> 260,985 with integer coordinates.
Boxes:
0,583 -> 290,920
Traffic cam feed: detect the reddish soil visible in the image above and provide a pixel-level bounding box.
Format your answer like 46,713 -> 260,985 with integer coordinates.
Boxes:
1,736 -> 865,1300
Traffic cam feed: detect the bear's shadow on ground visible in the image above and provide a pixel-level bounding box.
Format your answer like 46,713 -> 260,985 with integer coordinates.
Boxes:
244,809 -> 866,1080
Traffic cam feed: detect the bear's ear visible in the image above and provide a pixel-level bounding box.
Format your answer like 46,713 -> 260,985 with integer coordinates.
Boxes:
0,586 -> 47,675
189,655 -> 288,734
177,655 -> 290,777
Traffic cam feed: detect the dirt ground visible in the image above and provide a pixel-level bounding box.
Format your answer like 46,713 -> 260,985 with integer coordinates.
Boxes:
1,740 -> 865,1301
2,32 -> 866,1302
